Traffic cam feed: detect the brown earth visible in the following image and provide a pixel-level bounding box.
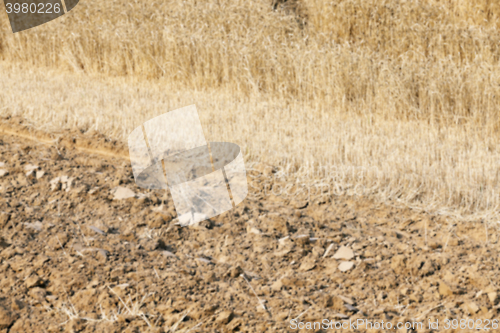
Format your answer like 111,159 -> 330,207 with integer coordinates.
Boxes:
0,117 -> 500,332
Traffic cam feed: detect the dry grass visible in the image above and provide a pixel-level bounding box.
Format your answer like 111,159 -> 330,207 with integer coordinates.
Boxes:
1,0 -> 500,221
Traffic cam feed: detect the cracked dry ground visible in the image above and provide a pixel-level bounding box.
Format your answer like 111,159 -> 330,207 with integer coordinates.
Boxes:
1,128 -> 500,333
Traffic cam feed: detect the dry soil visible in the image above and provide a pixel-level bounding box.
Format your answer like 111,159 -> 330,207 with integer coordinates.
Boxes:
0,117 -> 499,332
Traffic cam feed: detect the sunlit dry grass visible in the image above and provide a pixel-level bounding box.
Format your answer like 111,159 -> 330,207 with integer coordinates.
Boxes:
1,0 -> 500,221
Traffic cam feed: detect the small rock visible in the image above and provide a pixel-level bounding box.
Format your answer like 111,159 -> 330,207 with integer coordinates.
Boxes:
28,287 -> 47,303
11,299 -> 25,311
34,256 -> 50,269
97,249 -> 109,262
247,226 -> 262,235
216,310 -> 234,325
281,276 -> 306,288
24,221 -> 43,232
488,292 -> 498,305
438,281 -> 454,297
294,235 -> 310,246
148,213 -> 171,228
338,261 -> 354,272
204,272 -> 217,283
111,186 -> 135,200
148,216 -> 163,229
332,313 -> 349,319
26,275 -> 43,288
227,318 -> 242,331
338,295 -> 355,305
465,302 -> 480,314
275,311 -> 289,321
139,239 -> 159,251
333,246 -> 355,260
363,249 -> 375,258
47,232 -> 69,250
49,177 -> 62,191
36,170 -> 45,179
344,303 -> 359,312
196,257 -> 213,265
89,226 -> 105,235
24,164 -> 38,177
178,212 -> 208,226
290,200 -> 308,209
24,164 -> 38,171
411,254 -> 437,277
0,169 -> 8,177
323,243 -> 335,257
267,216 -> 291,234
324,261 -> 338,274
312,246 -> 325,257
271,279 -> 283,291
51,151 -> 63,160
88,187 -> 99,195
0,237 -> 10,249
0,213 -> 11,228
299,259 -> 316,272
318,295 -> 334,308
390,254 -> 407,273
0,304 -> 17,329
228,265 -> 244,278
428,241 -> 441,250
161,251 -> 178,259
196,218 -> 213,229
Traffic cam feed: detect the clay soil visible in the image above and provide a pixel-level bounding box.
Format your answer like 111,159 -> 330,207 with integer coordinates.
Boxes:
1,117 -> 500,333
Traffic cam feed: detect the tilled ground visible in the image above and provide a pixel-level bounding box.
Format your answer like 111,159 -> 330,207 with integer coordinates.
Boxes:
1,120 -> 500,333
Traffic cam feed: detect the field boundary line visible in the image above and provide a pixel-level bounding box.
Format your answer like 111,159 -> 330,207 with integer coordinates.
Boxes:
0,118 -> 129,161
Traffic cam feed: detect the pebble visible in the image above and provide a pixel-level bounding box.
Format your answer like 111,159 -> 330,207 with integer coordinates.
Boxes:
24,221 -> 43,232
0,305 -> 17,330
247,226 -> 262,235
216,310 -> 234,325
111,186 -> 136,200
25,276 -> 43,288
89,226 -> 105,235
438,281 -> 453,296
333,246 -> 355,260
299,259 -> 316,272
338,261 -> 354,272
196,257 -> 213,265
23,164 -> 38,171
